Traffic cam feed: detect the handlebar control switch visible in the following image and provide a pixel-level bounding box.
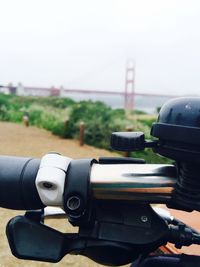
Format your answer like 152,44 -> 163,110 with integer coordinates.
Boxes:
63,158 -> 97,226
111,132 -> 145,152
111,132 -> 157,152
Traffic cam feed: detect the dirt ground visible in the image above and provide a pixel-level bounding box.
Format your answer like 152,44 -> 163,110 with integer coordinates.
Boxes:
0,122 -> 120,267
0,122 -> 118,159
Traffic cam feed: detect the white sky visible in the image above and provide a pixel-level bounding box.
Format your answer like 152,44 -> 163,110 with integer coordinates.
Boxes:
0,0 -> 200,95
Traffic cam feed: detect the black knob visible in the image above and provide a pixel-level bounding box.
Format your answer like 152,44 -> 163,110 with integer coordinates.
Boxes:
110,132 -> 145,152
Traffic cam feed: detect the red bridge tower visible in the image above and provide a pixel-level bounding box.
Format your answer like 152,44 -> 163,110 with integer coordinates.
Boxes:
124,61 -> 135,110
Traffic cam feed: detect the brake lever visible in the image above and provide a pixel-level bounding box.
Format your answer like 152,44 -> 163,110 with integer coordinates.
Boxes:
6,210 -> 85,262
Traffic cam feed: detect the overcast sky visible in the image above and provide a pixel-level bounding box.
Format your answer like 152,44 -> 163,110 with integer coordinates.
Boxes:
0,0 -> 200,95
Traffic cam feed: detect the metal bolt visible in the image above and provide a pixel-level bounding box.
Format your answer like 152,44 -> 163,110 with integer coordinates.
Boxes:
67,196 -> 81,211
141,215 -> 148,223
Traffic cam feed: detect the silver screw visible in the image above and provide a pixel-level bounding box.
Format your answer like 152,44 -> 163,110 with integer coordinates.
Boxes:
67,196 -> 81,211
141,215 -> 148,223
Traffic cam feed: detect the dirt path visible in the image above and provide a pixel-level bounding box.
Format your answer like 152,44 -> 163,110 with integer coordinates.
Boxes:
0,122 -> 120,267
0,121 -> 117,159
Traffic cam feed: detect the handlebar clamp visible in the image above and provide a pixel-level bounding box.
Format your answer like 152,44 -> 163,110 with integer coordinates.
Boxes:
63,158 -> 97,226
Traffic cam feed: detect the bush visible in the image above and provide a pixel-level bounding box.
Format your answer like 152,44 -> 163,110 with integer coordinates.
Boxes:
64,101 -> 131,148
132,149 -> 172,164
0,94 -> 11,120
137,118 -> 155,129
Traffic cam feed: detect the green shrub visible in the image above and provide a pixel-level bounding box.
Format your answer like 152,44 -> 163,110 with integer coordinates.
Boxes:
137,118 -> 155,129
132,149 -> 172,164
29,109 -> 43,125
0,94 -> 11,120
63,101 -> 131,148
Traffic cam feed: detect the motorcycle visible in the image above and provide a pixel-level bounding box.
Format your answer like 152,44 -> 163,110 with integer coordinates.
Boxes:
1,97 -> 200,266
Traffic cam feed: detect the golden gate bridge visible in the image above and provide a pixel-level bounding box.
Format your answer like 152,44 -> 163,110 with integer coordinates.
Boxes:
0,83 -> 179,111
0,64 -> 179,111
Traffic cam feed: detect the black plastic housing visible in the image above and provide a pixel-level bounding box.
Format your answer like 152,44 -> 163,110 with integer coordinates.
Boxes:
151,97 -> 200,162
151,97 -> 200,211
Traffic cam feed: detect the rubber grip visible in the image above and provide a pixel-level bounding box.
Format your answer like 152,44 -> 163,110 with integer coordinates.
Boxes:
0,156 -> 44,210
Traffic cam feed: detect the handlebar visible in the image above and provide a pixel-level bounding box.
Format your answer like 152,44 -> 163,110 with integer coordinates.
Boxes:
2,153 -> 200,266
91,163 -> 176,202
0,154 -> 177,210
0,156 -> 43,210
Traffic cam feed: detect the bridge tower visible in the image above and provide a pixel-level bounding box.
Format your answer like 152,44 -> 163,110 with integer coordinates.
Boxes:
124,61 -> 135,110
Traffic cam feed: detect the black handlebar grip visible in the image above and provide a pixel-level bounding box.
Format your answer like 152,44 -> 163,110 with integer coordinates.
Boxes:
0,156 -> 44,210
